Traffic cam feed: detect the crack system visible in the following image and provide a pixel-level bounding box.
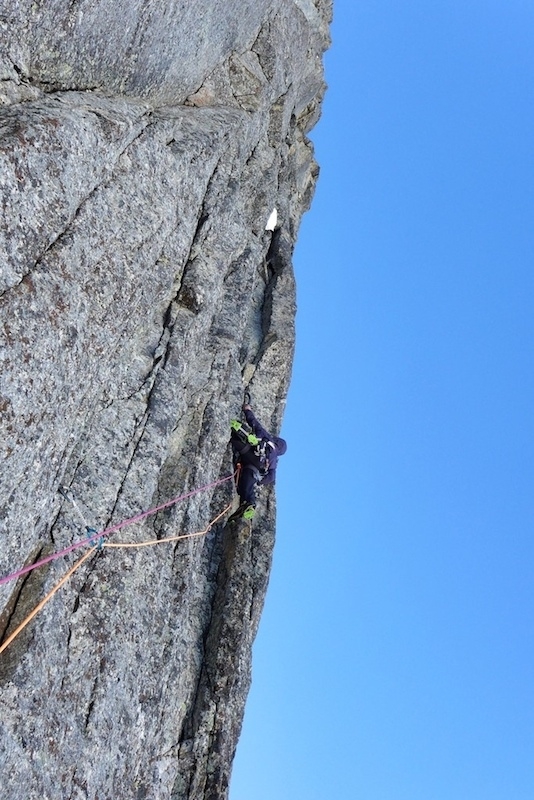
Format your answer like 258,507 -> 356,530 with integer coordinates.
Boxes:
0,100 -> 152,298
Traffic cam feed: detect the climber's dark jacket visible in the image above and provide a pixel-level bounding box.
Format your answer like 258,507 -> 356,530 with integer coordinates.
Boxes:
242,407 -> 287,485
231,408 -> 287,504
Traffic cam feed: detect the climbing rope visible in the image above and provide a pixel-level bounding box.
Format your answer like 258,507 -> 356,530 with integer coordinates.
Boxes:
0,501 -> 234,657
0,473 -> 235,587
0,547 -> 97,656
104,503 -> 231,548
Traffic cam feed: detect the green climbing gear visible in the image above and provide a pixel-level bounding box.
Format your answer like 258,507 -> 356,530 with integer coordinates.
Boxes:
230,419 -> 260,446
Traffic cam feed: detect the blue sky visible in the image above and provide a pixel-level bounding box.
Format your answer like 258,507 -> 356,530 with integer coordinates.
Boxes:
231,2 -> 534,798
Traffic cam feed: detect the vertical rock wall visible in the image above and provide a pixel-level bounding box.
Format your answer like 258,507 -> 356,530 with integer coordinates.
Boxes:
0,2 -> 332,797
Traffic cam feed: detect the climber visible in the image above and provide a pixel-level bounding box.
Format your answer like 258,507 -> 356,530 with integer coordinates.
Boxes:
230,400 -> 287,520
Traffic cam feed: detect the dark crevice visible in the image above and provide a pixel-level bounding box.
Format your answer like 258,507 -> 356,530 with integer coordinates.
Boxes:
173,510 -> 232,747
61,547 -> 103,621
92,410 -> 151,540
174,156 -> 223,317
0,544 -> 54,683
119,155 -> 223,384
84,676 -> 98,729
71,766 -> 89,800
0,545 -> 44,644
244,140 -> 259,169
25,74 -> 101,93
48,493 -> 71,547
264,226 -> 283,273
10,61 -> 24,78
172,515 -> 247,772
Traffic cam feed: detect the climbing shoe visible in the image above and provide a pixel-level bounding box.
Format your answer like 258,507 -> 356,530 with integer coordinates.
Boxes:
228,501 -> 255,523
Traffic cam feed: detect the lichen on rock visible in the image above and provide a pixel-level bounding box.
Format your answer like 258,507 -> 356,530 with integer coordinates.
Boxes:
0,2 -> 332,797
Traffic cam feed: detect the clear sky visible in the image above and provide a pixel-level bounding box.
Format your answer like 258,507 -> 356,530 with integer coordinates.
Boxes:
230,2 -> 534,798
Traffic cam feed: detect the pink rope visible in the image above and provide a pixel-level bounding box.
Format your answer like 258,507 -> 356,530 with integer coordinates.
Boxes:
0,473 -> 234,587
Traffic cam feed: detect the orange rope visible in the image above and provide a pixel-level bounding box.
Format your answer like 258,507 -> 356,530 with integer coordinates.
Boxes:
103,503 -> 232,548
0,503 -> 233,657
0,547 -> 97,656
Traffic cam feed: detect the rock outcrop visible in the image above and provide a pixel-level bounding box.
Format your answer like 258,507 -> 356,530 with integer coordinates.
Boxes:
0,2 -> 331,798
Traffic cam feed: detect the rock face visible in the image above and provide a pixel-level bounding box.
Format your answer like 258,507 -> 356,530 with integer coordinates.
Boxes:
0,2 -> 331,798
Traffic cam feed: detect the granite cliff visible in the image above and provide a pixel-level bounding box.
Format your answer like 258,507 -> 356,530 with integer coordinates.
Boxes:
0,2 -> 331,797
